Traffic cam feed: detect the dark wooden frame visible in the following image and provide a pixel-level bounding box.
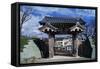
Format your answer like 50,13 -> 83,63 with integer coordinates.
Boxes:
11,2 -> 98,67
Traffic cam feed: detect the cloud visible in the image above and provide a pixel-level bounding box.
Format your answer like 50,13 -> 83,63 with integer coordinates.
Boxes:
21,15 -> 41,36
21,14 -> 48,38
30,6 -> 95,17
74,9 -> 95,17
20,5 -> 96,37
21,5 -> 95,17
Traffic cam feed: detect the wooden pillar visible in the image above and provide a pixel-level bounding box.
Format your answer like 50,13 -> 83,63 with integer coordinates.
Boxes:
72,34 -> 76,56
72,34 -> 79,57
48,34 -> 55,58
75,38 -> 79,57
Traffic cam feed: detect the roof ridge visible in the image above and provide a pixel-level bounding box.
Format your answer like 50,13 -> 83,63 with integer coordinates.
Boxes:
45,16 -> 81,19
39,16 -> 85,25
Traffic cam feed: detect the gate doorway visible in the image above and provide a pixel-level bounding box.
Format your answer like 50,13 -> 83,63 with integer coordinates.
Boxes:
39,16 -> 85,58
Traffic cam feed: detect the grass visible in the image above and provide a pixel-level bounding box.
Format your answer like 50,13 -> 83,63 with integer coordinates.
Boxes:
20,36 -> 39,52
20,36 -> 28,52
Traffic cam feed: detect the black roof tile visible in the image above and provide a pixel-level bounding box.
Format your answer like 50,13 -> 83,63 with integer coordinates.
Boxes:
39,16 -> 85,25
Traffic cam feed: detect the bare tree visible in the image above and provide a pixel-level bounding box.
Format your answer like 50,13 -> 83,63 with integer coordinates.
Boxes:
85,22 -> 95,38
20,6 -> 32,29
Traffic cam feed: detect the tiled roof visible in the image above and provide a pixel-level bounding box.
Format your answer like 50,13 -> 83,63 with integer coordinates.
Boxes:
39,16 -> 85,25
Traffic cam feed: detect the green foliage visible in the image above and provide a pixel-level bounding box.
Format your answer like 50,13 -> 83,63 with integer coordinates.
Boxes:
20,36 -> 28,52
31,36 -> 39,41
20,36 -> 39,52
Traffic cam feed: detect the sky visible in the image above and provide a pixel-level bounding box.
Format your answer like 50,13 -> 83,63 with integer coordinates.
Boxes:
20,5 -> 96,38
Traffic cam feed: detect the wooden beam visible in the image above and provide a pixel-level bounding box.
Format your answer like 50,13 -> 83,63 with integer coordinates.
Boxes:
72,34 -> 79,57
48,34 -> 55,58
75,38 -> 79,57
72,35 -> 76,56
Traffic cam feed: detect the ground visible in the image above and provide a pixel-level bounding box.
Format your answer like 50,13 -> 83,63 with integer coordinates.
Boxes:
20,40 -> 41,64
20,39 -> 95,64
34,56 -> 92,63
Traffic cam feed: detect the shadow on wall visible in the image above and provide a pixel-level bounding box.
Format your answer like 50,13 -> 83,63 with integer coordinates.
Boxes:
33,38 -> 49,58
78,36 -> 92,58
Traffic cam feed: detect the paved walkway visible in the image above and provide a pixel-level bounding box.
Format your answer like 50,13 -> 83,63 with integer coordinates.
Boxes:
20,40 -> 41,63
35,55 -> 91,63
